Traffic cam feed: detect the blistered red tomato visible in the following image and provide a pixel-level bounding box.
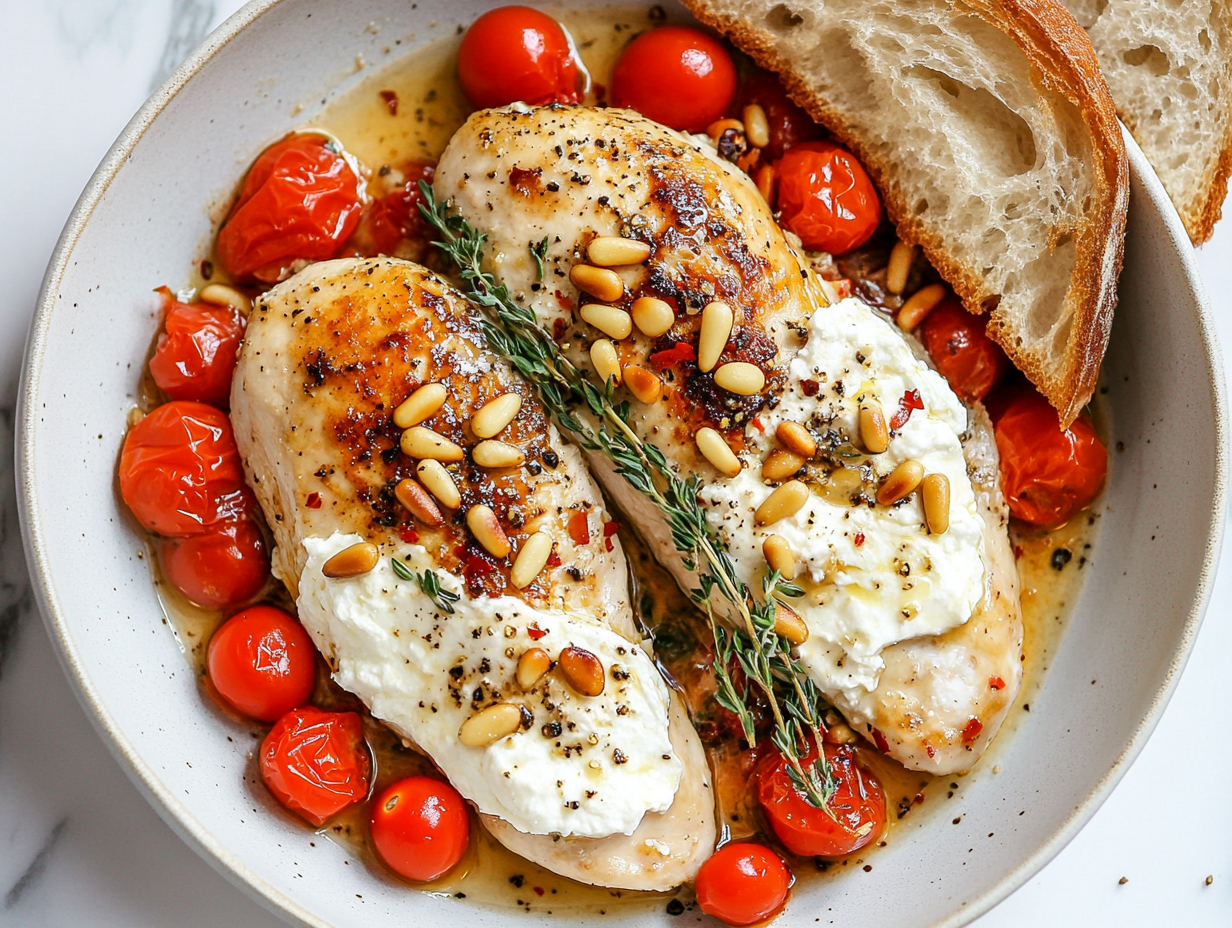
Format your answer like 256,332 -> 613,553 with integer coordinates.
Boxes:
207,606 -> 315,721
695,843 -> 791,926
776,140 -> 881,254
261,707 -> 370,825
160,520 -> 268,608
350,161 -> 436,258
611,26 -> 737,133
370,776 -> 470,882
148,288 -> 245,407
992,388 -> 1107,528
217,134 -> 364,284
757,742 -> 886,858
917,296 -> 1009,403
457,6 -> 580,109
737,70 -> 821,161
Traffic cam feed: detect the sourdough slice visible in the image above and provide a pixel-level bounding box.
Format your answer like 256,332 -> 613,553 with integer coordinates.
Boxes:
683,0 -> 1128,425
1062,0 -> 1232,244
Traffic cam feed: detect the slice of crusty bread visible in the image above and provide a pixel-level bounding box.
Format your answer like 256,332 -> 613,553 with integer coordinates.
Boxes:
683,0 -> 1128,425
1062,0 -> 1232,244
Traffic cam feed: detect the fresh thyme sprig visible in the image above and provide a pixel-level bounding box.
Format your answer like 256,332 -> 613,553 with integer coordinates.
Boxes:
418,182 -> 837,811
390,557 -> 460,615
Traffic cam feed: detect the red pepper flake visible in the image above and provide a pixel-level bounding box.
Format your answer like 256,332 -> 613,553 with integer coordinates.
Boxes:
890,389 -> 924,430
554,290 -> 574,311
603,520 -> 620,552
872,728 -> 890,754
912,791 -> 926,806
834,278 -> 853,299
800,378 -> 820,397
533,887 -> 545,897
305,492 -> 322,509
546,550 -> 562,568
989,676 -> 1006,691
751,417 -> 765,433
649,341 -> 696,371
568,511 -> 591,546
378,89 -> 399,115
465,554 -> 494,577
527,624 -> 548,640
854,532 -> 865,547
925,742 -> 937,759
1013,545 -> 1024,560
961,718 -> 984,743
398,525 -> 420,544
552,317 -> 568,341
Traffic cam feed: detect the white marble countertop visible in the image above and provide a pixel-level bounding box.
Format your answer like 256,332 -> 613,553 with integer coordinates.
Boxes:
0,1 -> 1228,925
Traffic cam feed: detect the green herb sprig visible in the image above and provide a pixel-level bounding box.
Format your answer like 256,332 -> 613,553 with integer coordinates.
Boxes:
391,557 -> 460,615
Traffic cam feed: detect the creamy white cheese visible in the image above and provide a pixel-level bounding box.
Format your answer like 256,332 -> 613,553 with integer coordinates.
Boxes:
297,533 -> 683,839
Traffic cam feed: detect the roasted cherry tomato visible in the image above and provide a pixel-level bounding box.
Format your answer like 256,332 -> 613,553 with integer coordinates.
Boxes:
207,606 -> 315,721
160,520 -> 268,609
757,742 -> 886,858
217,134 -> 364,284
695,843 -> 791,926
119,401 -> 252,536
261,707 -> 370,826
457,6 -> 580,109
737,70 -> 821,161
148,288 -> 245,407
611,26 -> 737,133
776,140 -> 881,254
349,161 -> 436,259
917,296 -> 1009,403
992,388 -> 1107,528
370,776 -> 470,882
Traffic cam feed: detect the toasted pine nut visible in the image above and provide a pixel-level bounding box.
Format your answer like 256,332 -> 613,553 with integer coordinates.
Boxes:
761,449 -> 805,482
199,283 -> 251,315
755,163 -> 776,204
885,242 -> 916,296
697,427 -> 742,477
588,236 -> 651,267
416,459 -> 461,509
828,722 -> 859,745
511,532 -> 553,589
590,339 -> 622,384
897,283 -> 946,332
322,541 -> 380,579
400,426 -> 464,462
706,118 -> 745,141
773,601 -> 810,645
394,383 -> 447,428
698,301 -> 734,373
631,296 -> 675,337
558,646 -> 605,697
763,534 -> 798,580
467,504 -> 511,557
473,440 -> 526,468
859,402 -> 890,454
458,703 -> 523,747
714,362 -> 765,396
517,648 -> 552,689
877,459 -> 925,505
472,393 -> 522,439
922,473 -> 951,534
395,478 -> 444,526
570,265 -> 625,302
742,104 -> 771,148
580,303 -> 633,340
624,364 -> 663,404
775,421 -> 816,458
755,480 -> 810,526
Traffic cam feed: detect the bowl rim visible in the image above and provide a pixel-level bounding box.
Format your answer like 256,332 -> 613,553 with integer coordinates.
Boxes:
15,2 -> 1230,926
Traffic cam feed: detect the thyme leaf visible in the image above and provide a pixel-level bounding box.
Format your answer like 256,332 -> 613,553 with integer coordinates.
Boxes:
530,236 -> 549,281
390,556 -> 460,615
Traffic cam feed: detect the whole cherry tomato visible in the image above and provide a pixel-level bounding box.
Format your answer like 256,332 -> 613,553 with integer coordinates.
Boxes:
757,742 -> 886,858
217,134 -> 364,284
119,401 -> 252,537
611,26 -> 737,133
992,388 -> 1107,528
736,70 -> 821,161
261,707 -> 370,826
160,520 -> 268,609
457,6 -> 580,109
917,296 -> 1009,403
148,288 -> 245,408
207,606 -> 316,721
370,776 -> 470,882
349,161 -> 436,258
776,140 -> 881,254
695,843 -> 791,926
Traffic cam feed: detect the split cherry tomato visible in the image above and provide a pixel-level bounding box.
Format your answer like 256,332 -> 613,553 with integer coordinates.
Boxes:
611,26 -> 737,133
757,742 -> 886,858
457,6 -> 581,109
160,520 -> 268,609
370,776 -> 470,882
776,140 -> 881,254
736,70 -> 821,161
207,606 -> 315,721
261,707 -> 370,826
217,134 -> 364,284
349,161 -> 436,258
148,288 -> 245,408
992,388 -> 1107,528
917,296 -> 1009,403
695,843 -> 791,926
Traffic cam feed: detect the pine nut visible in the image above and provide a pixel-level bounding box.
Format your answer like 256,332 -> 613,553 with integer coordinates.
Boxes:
698,301 -> 734,373
395,478 -> 444,526
742,104 -> 770,149
558,646 -> 605,697
761,449 -> 805,482
394,383 -> 448,428
631,296 -> 675,337
755,480 -> 809,526
885,242 -> 916,296
623,364 -> 663,404
763,534 -> 798,580
775,421 -> 816,458
400,426 -> 464,461
580,303 -> 633,340
714,362 -> 765,396
517,648 -> 552,689
922,473 -> 951,534
322,541 -> 380,579
587,236 -> 651,267
755,163 -> 776,204
897,283 -> 946,332
697,427 -> 742,477
467,504 -> 511,557
458,703 -> 523,747
199,284 -> 251,315
706,118 -> 745,141
590,339 -> 622,384
877,459 -> 925,505
416,459 -> 461,509
828,722 -> 859,744
473,440 -> 526,469
571,265 -> 625,302
472,393 -> 522,439
511,532 -> 553,589
773,601 -> 810,645
859,402 -> 890,454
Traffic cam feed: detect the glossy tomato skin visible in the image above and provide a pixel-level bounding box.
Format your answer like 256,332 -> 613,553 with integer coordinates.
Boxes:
148,289 -> 245,407
370,776 -> 470,882
695,843 -> 791,926
119,401 -> 252,536
917,296 -> 1010,403
757,742 -> 886,858
217,134 -> 364,284
207,606 -> 315,721
737,70 -> 821,161
611,26 -> 737,133
160,520 -> 268,609
261,707 -> 370,825
457,6 -> 580,109
992,388 -> 1107,528
776,141 -> 881,254
349,161 -> 436,259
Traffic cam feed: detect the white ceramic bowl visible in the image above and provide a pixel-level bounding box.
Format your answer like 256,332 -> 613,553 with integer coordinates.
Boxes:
17,1 -> 1228,926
